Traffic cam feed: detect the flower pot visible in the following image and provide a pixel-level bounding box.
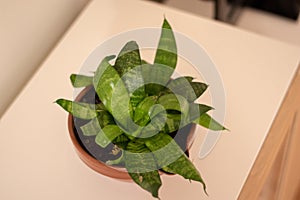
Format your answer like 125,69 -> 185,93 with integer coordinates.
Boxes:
68,86 -> 196,180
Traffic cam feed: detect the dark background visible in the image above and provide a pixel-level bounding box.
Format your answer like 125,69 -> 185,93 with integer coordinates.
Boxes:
244,0 -> 300,20
152,0 -> 300,20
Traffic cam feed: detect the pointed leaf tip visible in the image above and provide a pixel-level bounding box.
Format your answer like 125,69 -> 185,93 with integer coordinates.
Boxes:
70,74 -> 93,88
194,113 -> 227,131
162,17 -> 171,30
55,98 -> 99,119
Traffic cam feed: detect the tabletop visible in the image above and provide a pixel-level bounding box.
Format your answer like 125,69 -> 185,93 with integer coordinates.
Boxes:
0,0 -> 299,199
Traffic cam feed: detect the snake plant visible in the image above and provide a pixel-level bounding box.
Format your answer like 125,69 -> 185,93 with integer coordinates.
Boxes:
56,18 -> 226,198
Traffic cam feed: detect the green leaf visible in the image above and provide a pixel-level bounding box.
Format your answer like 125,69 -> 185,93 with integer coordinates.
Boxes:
166,76 -> 208,102
114,41 -> 141,76
80,111 -> 114,136
164,114 -> 182,133
93,56 -> 135,133
80,118 -> 99,136
125,140 -> 162,198
95,125 -> 124,148
194,113 -> 226,131
196,104 -> 214,115
133,96 -> 168,138
93,55 -> 118,112
146,18 -> 177,96
145,133 -> 206,194
163,155 -> 207,194
188,104 -> 214,122
139,108 -> 167,138
112,134 -> 130,150
132,93 -> 212,134
55,99 -> 98,119
133,96 -> 157,126
145,133 -> 183,168
114,41 -> 146,108
70,74 -> 93,88
158,93 -> 189,117
154,18 -> 177,71
129,171 -> 161,198
163,104 -> 213,133
142,63 -> 173,96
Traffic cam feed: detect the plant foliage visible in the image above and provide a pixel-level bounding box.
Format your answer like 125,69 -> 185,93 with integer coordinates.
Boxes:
56,18 -> 226,198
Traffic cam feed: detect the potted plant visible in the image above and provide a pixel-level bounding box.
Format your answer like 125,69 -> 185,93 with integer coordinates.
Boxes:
56,18 -> 226,198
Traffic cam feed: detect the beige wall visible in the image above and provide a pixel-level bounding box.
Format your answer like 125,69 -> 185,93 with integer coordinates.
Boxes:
0,0 -> 90,118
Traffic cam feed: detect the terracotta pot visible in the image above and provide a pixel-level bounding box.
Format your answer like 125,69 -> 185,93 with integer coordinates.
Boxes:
67,86 -> 196,180
68,113 -> 132,180
68,86 -> 131,180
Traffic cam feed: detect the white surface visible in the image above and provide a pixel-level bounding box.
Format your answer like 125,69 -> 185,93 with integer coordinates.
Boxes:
0,0 -> 299,199
237,7 -> 300,47
0,0 -> 90,117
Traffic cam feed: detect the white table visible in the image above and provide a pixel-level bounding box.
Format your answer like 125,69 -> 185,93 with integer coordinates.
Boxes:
1,0 -> 299,199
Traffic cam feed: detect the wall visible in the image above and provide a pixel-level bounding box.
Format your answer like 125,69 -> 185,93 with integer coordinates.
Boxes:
0,0 -> 90,118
